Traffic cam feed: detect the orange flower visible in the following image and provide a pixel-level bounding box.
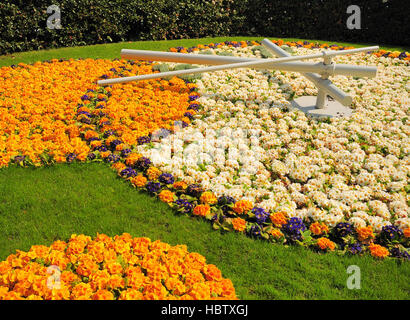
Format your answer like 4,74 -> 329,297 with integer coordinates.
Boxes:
317,238 -> 336,251
203,264 -> 222,281
164,277 -> 186,296
356,226 -> 374,242
199,191 -> 217,205
172,181 -> 187,190
232,200 -> 253,214
368,244 -> 389,259
130,175 -> 147,187
403,228 -> 410,238
270,228 -> 284,239
92,289 -> 114,300
231,218 -> 246,232
158,190 -> 175,203
270,212 -> 288,227
125,153 -> 141,166
193,204 -> 211,217
0,233 -> 236,300
309,222 -> 329,236
105,262 -> 123,275
147,166 -> 161,180
119,288 -> 144,300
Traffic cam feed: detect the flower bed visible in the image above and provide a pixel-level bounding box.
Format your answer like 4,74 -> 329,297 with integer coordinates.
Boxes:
129,40 -> 410,260
0,233 -> 237,300
0,39 -> 409,261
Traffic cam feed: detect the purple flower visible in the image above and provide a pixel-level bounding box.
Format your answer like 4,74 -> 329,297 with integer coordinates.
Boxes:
283,217 -> 306,241
218,196 -> 236,214
99,120 -> 110,126
334,222 -> 353,238
120,167 -> 137,178
187,103 -> 199,111
77,111 -> 91,117
95,145 -> 108,152
389,248 -> 409,260
217,196 -> 236,206
174,199 -> 194,214
110,139 -> 122,149
380,225 -> 403,242
80,117 -> 91,124
252,207 -> 269,224
66,153 -> 77,162
87,153 -> 96,160
348,243 -> 363,255
247,225 -> 262,238
146,181 -> 161,194
398,52 -> 407,59
81,95 -> 91,101
13,155 -> 26,163
137,136 -> 150,145
184,112 -> 194,120
103,130 -> 115,138
189,95 -> 200,101
121,148 -> 132,158
107,154 -> 120,163
159,173 -> 174,185
135,157 -> 151,172
186,184 -> 203,198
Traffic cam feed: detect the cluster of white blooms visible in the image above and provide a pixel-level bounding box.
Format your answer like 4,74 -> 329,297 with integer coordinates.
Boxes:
137,44 -> 410,232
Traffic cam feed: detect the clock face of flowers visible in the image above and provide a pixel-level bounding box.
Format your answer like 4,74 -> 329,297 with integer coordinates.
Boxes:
0,40 -> 409,263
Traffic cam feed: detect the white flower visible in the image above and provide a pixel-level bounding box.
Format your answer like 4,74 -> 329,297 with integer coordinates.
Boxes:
349,217 -> 367,228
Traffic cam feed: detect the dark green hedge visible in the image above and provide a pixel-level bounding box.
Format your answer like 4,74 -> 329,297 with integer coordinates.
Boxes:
245,0 -> 409,48
0,0 -> 408,55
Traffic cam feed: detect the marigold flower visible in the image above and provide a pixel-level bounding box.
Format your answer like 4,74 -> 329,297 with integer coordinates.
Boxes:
119,288 -> 144,300
147,166 -> 161,180
317,238 -> 336,251
310,222 -> 329,235
200,191 -> 217,205
158,190 -> 175,203
270,228 -> 284,239
193,204 -> 211,217
92,289 -> 114,300
172,181 -> 187,190
130,175 -> 147,188
356,226 -> 375,242
232,200 -> 253,214
403,228 -> 410,238
270,212 -> 288,227
369,244 -> 389,259
231,218 -> 246,232
0,233 -> 236,300
203,264 -> 222,281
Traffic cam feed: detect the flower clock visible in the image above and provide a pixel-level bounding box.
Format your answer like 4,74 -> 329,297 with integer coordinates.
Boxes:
0,39 -> 409,300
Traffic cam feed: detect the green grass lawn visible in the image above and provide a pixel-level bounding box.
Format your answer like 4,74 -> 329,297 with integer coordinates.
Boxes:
0,163 -> 409,300
0,36 -> 408,68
